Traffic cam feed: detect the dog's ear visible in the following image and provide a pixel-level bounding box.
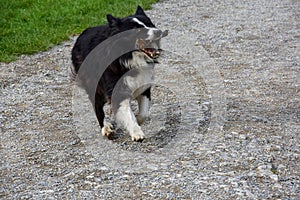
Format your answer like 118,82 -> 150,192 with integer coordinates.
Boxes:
135,5 -> 146,16
107,14 -> 121,27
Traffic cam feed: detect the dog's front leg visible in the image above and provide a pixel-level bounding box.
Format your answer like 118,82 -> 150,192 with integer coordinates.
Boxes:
136,90 -> 150,125
115,99 -> 145,141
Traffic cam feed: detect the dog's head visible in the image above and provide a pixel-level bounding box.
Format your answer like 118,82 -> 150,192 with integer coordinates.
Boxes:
107,6 -> 168,62
107,6 -> 156,33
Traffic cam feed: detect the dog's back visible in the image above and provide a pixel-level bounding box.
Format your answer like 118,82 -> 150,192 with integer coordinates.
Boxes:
71,25 -> 112,73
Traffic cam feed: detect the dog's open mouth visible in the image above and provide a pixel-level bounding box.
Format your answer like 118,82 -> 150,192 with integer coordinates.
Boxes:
135,30 -> 168,63
141,48 -> 160,62
136,39 -> 162,63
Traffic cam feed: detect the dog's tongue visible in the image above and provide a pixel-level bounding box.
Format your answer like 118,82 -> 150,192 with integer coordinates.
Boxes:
142,48 -> 160,60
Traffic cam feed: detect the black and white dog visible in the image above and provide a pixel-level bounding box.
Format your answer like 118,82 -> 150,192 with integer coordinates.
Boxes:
71,6 -> 167,141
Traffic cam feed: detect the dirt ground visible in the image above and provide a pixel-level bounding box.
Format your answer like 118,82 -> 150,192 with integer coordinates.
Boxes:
1,0 -> 299,199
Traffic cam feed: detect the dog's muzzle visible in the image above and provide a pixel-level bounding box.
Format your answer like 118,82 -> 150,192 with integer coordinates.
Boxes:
136,30 -> 168,62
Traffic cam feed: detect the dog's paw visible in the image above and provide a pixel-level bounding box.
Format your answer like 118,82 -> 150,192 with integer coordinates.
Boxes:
136,115 -> 145,125
130,127 -> 145,142
101,122 -> 115,139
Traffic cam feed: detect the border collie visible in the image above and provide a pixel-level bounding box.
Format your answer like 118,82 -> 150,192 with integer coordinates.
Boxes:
71,6 -> 167,141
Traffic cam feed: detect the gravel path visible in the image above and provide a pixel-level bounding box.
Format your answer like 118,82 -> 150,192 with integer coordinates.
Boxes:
1,0 -> 299,199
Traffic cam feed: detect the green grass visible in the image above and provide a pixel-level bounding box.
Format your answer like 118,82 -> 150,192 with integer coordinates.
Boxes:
0,0 -> 158,63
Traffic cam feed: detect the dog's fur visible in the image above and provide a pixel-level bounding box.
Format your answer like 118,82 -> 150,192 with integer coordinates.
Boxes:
72,6 -> 165,141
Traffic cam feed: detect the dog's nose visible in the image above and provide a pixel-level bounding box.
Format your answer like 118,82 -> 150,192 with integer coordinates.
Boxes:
146,29 -> 163,41
137,28 -> 160,40
162,30 -> 168,37
153,29 -> 162,37
152,29 -> 168,39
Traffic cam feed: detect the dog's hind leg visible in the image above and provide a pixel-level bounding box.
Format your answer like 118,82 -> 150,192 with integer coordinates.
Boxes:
136,88 -> 151,125
114,99 -> 145,141
95,93 -> 114,139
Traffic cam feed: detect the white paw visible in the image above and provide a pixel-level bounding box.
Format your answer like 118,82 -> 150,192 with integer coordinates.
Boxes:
130,127 -> 145,142
101,122 -> 115,139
